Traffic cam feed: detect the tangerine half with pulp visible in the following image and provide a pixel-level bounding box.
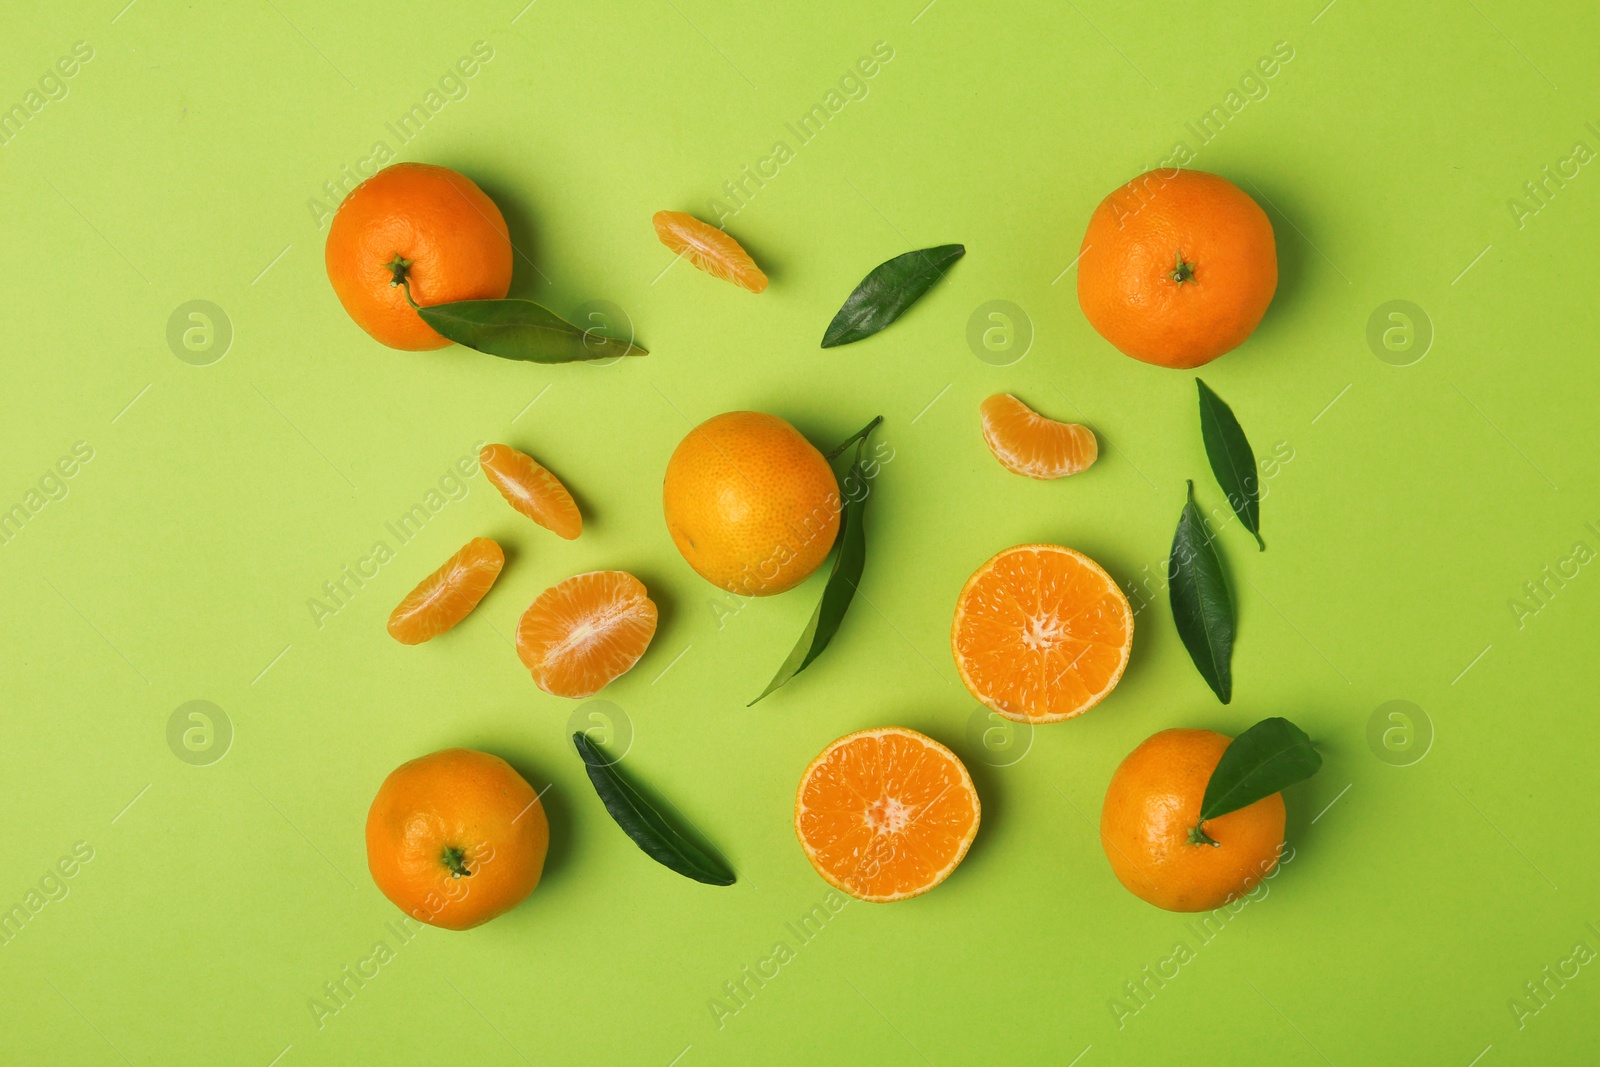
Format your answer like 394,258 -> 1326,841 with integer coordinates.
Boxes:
952,544 -> 1132,723
795,727 -> 980,902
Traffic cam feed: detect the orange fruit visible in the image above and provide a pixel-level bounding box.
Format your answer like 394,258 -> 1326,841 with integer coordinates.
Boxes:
325,163 -> 513,351
365,748 -> 549,930
980,394 -> 1098,479
387,537 -> 504,645
951,544 -> 1132,723
479,444 -> 582,540
1077,169 -> 1276,369
663,411 -> 839,596
794,727 -> 980,903
515,570 -> 658,697
652,210 -> 768,293
1100,728 -> 1286,912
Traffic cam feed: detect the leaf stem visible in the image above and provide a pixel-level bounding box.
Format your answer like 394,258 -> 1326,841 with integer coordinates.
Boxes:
1187,824 -> 1219,847
826,415 -> 884,461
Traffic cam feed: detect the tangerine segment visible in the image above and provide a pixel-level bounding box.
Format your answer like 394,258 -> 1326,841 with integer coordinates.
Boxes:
1100,729 -> 1285,912
516,571 -> 658,698
479,444 -> 582,540
795,727 -> 980,903
980,394 -> 1099,480
387,537 -> 505,645
951,544 -> 1132,723
653,211 -> 769,293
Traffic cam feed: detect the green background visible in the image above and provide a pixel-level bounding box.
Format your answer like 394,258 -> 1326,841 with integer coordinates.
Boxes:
3,0 -> 1597,1063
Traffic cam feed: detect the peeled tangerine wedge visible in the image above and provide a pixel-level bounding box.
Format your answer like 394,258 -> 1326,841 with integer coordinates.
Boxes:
795,727 -> 981,903
652,211 -> 768,293
480,444 -> 582,540
980,394 -> 1098,479
387,537 -> 504,644
952,544 -> 1132,723
516,571 -> 658,698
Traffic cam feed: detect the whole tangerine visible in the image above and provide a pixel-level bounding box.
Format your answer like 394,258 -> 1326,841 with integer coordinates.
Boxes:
325,163 -> 513,351
365,748 -> 548,930
1100,728 -> 1285,912
1077,169 -> 1276,369
663,412 -> 840,596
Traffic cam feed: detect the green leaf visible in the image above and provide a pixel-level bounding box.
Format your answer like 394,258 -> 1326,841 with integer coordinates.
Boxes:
414,297 -> 647,363
573,733 -> 735,886
1196,378 -> 1264,550
1168,480 -> 1234,703
821,245 -> 964,347
1199,717 -> 1322,824
749,416 -> 882,704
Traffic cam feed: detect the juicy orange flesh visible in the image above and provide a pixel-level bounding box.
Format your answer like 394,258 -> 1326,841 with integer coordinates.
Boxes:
953,545 -> 1131,721
796,729 -> 979,902
516,571 -> 658,698
980,394 -> 1098,479
480,444 -> 582,540
653,211 -> 769,293
387,538 -> 504,644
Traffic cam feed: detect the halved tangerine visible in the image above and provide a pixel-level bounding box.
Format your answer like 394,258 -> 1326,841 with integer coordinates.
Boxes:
980,394 -> 1098,479
479,444 -> 582,540
795,727 -> 981,903
951,544 -> 1132,723
387,537 -> 504,644
515,570 -> 658,697
652,211 -> 768,293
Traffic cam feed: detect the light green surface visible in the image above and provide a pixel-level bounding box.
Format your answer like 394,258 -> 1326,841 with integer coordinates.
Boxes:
3,2 -> 1599,1064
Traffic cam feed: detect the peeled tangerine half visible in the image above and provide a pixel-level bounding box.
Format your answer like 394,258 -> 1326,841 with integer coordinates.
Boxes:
795,727 -> 981,903
387,538 -> 504,644
652,211 -> 768,293
980,394 -> 1098,479
951,544 -> 1132,723
516,571 -> 658,698
480,444 -> 582,540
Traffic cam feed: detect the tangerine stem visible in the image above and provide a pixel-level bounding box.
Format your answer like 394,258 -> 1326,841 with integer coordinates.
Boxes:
385,254 -> 422,310
1188,824 -> 1219,847
441,846 -> 473,878
1170,250 -> 1195,285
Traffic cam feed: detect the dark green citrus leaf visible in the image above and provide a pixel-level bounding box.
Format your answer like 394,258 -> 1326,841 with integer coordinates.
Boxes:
821,245 -> 964,347
573,733 -> 734,885
1200,717 -> 1321,823
415,298 -> 646,363
1196,378 -> 1264,550
750,416 -> 882,704
1169,480 -> 1234,703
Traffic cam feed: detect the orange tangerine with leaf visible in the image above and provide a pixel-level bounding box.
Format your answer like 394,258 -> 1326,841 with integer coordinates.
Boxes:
325,163 -> 513,351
